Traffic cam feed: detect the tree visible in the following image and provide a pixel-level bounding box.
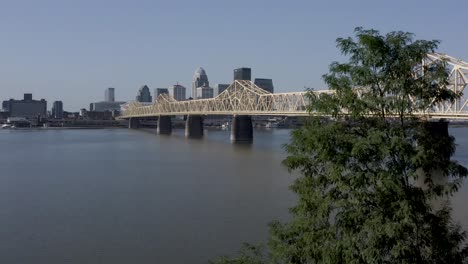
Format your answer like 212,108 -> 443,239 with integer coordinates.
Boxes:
212,28 -> 468,264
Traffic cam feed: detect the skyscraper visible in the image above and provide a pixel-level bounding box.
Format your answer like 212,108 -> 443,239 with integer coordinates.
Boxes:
254,78 -> 274,93
136,85 -> 152,102
52,101 -> 64,119
154,88 -> 169,99
90,88 -> 126,112
169,84 -> 186,101
234,68 -> 251,81
196,83 -> 214,99
214,84 -> 230,96
192,67 -> 209,99
105,88 -> 115,102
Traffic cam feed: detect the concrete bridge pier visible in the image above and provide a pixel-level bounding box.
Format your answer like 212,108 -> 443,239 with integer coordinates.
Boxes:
157,116 -> 172,135
230,115 -> 253,142
128,118 -> 140,129
185,115 -> 204,138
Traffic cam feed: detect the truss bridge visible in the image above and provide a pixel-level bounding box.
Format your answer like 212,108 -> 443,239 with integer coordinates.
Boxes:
120,53 -> 468,141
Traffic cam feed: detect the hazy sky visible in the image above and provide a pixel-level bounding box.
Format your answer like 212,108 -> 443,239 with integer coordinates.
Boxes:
1,0 -> 467,111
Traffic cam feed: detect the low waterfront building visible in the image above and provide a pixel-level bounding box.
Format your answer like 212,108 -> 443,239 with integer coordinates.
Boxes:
90,101 -> 126,112
2,93 -> 47,120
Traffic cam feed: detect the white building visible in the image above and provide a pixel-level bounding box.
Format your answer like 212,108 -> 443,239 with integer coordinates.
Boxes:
196,84 -> 214,99
192,67 -> 209,99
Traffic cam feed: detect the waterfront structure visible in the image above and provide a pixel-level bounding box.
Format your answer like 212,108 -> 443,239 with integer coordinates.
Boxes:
254,78 -> 274,93
51,101 -> 64,119
136,85 -> 152,102
154,88 -> 169,98
2,100 -> 10,111
234,67 -> 251,81
105,88 -> 115,102
90,101 -> 126,112
192,67 -> 209,99
90,88 -> 126,112
2,94 -> 47,119
169,84 -> 186,101
214,84 -> 230,96
196,84 -> 214,99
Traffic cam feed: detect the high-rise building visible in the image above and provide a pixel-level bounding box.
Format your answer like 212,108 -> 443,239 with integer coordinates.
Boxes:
105,88 -> 115,102
192,67 -> 209,99
51,101 -> 64,119
136,85 -> 152,102
214,84 -> 230,96
254,78 -> 274,93
196,84 -> 214,99
234,67 -> 251,81
91,88 -> 126,112
3,94 -> 47,119
154,88 -> 169,99
169,84 -> 186,101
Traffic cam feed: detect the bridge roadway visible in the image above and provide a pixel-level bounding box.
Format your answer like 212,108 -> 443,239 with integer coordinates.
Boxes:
120,53 -> 468,142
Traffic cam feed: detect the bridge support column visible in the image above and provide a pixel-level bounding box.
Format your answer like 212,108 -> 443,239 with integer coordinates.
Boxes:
128,118 -> 140,129
185,115 -> 204,138
230,115 -> 253,142
157,116 -> 172,135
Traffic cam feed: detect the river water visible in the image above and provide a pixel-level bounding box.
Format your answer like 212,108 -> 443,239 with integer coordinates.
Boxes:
0,127 -> 467,263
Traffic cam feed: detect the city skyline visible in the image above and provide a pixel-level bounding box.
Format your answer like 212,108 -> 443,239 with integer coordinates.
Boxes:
1,0 -> 468,110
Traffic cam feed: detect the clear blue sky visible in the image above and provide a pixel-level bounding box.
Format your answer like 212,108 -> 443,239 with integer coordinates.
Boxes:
1,0 -> 467,111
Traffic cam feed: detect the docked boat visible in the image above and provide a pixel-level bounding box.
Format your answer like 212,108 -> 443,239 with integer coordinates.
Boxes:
1,124 -> 12,129
221,122 -> 230,129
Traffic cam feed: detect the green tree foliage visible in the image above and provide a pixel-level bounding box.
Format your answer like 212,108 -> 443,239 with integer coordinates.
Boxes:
212,28 -> 468,264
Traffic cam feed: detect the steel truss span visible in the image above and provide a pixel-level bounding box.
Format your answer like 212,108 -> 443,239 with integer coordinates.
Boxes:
120,53 -> 468,120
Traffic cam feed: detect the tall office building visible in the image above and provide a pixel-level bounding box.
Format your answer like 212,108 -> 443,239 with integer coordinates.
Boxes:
90,88 -> 126,112
234,67 -> 251,81
3,94 -> 47,119
136,85 -> 152,102
169,84 -> 186,101
192,67 -> 209,99
196,83 -> 214,99
105,88 -> 115,102
214,84 -> 230,96
254,78 -> 274,93
51,101 -> 64,119
154,88 -> 169,99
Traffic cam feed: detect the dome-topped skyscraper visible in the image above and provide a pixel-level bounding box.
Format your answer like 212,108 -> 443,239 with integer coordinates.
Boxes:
192,67 -> 209,99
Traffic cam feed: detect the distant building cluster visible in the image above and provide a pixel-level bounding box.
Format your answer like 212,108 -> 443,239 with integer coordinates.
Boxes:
0,64 -> 277,126
90,88 -> 126,112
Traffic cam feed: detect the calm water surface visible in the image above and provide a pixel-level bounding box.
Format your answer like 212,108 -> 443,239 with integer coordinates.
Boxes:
0,127 -> 467,264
